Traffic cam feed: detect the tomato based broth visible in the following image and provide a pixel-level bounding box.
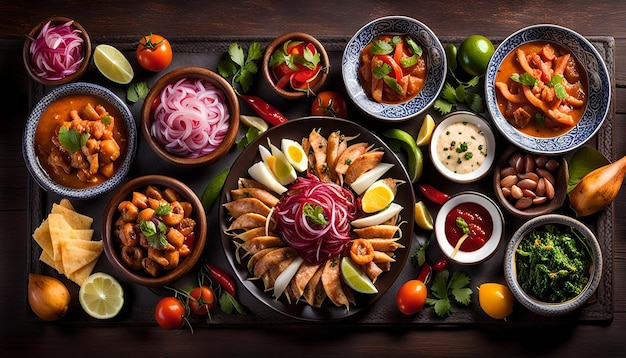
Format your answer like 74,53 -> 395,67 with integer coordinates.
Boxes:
495,41 -> 588,137
444,202 -> 493,252
34,93 -> 128,189
358,34 -> 427,104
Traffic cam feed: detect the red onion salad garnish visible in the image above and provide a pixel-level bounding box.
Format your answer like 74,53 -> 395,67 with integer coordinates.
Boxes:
29,20 -> 85,81
274,173 -> 359,264
151,77 -> 230,158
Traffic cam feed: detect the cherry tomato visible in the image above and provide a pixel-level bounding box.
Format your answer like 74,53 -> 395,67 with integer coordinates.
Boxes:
154,296 -> 185,329
136,33 -> 173,72
311,91 -> 348,118
478,283 -> 514,320
188,286 -> 215,315
396,279 -> 427,315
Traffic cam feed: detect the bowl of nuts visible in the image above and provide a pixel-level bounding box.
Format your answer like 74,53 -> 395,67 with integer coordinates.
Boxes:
493,145 -> 568,219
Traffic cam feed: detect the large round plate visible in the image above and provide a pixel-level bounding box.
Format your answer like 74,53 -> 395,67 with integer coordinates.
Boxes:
485,24 -> 611,154
342,16 -> 446,122
219,117 -> 415,321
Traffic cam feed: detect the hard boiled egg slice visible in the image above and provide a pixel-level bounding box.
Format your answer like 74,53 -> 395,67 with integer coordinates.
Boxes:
248,161 -> 287,195
281,138 -> 308,172
262,140 -> 297,185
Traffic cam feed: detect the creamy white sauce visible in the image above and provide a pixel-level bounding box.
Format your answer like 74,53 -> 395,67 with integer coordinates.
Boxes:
436,121 -> 488,174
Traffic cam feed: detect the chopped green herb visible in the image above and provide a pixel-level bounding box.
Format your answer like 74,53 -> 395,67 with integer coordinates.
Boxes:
218,42 -> 263,94
303,203 -> 328,225
425,270 -> 473,317
370,39 -> 394,55
126,81 -> 149,103
58,126 -> 89,153
140,220 -> 168,249
511,72 -> 538,86
373,63 -> 392,79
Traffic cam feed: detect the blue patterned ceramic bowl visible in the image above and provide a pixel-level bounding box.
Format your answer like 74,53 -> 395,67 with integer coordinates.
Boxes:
342,16 -> 446,121
504,214 -> 603,316
23,82 -> 137,200
485,24 -> 611,154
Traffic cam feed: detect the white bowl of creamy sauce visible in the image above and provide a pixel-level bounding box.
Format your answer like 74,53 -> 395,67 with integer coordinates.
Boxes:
430,111 -> 496,183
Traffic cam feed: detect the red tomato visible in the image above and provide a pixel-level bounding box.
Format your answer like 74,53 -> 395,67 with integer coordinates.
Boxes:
136,33 -> 173,72
311,91 -> 348,118
188,286 -> 215,315
154,296 -> 186,329
396,279 -> 427,315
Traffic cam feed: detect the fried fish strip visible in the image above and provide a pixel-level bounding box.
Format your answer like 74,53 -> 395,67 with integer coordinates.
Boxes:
223,197 -> 272,218
227,213 -> 272,232
252,247 -> 297,279
343,150 -> 384,186
321,258 -> 352,309
303,264 -> 327,307
353,224 -> 402,239
363,238 -> 405,251
309,128 -> 331,182
230,187 -> 279,207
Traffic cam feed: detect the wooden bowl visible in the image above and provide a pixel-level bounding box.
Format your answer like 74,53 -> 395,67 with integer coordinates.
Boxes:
23,16 -> 91,86
262,32 -> 329,100
102,175 -> 207,287
141,67 -> 239,167
493,145 -> 568,219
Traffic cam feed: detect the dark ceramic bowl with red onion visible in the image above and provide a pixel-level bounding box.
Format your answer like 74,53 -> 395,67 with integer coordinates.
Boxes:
23,16 -> 92,86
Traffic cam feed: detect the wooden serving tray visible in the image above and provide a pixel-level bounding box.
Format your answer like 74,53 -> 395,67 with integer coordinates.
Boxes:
26,36 -> 615,326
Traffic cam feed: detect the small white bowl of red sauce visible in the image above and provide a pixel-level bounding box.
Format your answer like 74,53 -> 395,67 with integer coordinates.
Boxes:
434,191 -> 505,265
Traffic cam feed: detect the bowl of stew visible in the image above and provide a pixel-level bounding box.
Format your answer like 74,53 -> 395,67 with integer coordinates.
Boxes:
434,191 -> 505,265
23,82 -> 137,200
485,24 -> 611,154
102,175 -> 207,287
141,67 -> 240,167
504,214 -> 602,316
342,16 -> 446,121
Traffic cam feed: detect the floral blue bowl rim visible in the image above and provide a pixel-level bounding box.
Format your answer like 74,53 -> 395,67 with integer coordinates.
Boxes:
485,24 -> 611,155
23,82 -> 137,200
342,15 -> 447,122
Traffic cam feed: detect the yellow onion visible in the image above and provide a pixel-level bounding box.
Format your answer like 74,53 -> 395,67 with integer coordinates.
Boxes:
569,155 -> 626,217
28,273 -> 71,321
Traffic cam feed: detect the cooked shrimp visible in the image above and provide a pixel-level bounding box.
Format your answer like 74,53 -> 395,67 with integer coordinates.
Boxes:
117,201 -> 139,223
148,246 -> 169,267
118,222 -> 138,247
132,191 -> 149,209
162,249 -> 180,270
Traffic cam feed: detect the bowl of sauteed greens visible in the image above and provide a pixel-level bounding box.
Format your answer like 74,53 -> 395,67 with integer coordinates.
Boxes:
342,15 -> 446,121
504,214 -> 602,316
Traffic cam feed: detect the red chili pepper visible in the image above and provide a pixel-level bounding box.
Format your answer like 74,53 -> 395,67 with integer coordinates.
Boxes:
239,95 -> 288,126
203,260 -> 237,297
417,184 -> 450,205
432,258 -> 448,272
376,54 -> 403,81
416,263 -> 432,284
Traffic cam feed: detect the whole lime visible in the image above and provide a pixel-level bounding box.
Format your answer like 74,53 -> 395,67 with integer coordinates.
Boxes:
457,35 -> 495,77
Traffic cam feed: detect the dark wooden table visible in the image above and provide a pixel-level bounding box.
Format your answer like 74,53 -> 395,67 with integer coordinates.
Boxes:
2,1 -> 625,356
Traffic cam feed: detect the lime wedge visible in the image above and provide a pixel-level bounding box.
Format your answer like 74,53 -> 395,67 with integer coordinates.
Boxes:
79,272 -> 124,319
93,44 -> 134,84
416,114 -> 436,146
240,115 -> 269,133
414,201 -> 434,231
341,256 -> 378,294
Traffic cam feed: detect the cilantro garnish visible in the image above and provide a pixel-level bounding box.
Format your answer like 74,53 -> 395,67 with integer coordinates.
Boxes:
434,75 -> 484,115
139,220 -> 168,250
58,125 -> 89,153
218,42 -> 263,94
127,81 -> 149,103
425,270 -> 473,318
303,203 -> 328,226
510,72 -> 538,87
410,241 -> 429,268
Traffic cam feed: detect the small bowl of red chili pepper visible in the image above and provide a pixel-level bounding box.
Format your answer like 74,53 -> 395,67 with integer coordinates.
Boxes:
434,191 -> 505,265
262,32 -> 330,100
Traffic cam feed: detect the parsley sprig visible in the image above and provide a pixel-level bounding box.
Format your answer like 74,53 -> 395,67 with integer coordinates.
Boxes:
58,126 -> 89,153
303,203 -> 328,226
426,270 -> 473,317
218,42 -> 263,94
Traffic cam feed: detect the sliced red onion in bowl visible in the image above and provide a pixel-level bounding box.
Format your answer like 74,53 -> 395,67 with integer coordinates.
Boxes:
29,20 -> 85,81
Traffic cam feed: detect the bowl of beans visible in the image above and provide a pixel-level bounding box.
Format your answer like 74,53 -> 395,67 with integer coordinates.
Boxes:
102,175 -> 207,287
434,191 -> 505,265
140,67 -> 240,167
493,145 -> 568,219
504,214 -> 602,316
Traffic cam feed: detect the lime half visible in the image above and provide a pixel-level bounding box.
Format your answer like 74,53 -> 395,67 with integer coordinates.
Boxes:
341,257 -> 378,294
79,272 -> 124,319
93,44 -> 134,84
